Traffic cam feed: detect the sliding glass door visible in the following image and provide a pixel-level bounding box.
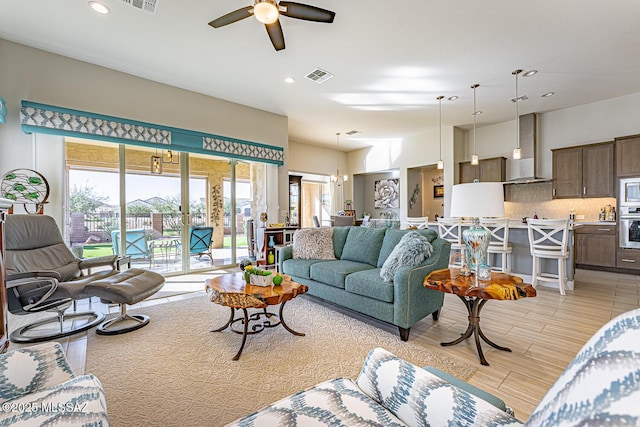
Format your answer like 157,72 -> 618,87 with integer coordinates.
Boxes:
65,138 -> 264,276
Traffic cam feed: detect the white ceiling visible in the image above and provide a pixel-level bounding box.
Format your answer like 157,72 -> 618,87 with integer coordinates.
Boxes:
1,0 -> 639,151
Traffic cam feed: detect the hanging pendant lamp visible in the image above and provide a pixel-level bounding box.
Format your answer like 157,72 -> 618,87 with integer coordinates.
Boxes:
512,69 -> 523,160
437,95 -> 444,170
471,84 -> 481,166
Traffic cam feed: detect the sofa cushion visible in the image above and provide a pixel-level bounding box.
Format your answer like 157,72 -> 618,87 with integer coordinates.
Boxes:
380,231 -> 433,282
0,374 -> 109,426
281,259 -> 330,280
226,377 -> 406,427
377,228 -> 438,268
292,227 -> 336,260
331,226 -> 351,259
341,227 -> 386,266
356,348 -> 521,427
310,260 -> 375,289
0,342 -> 74,404
524,307 -> 640,427
345,268 -> 394,303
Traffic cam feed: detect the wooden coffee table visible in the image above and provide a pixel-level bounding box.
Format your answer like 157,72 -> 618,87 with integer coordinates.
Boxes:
424,268 -> 536,366
205,272 -> 308,361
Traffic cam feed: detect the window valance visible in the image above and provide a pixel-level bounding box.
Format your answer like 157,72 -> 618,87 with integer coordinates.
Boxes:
20,100 -> 284,165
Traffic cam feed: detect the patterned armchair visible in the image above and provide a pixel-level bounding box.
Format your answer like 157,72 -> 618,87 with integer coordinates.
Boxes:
0,342 -> 108,425
227,307 -> 640,426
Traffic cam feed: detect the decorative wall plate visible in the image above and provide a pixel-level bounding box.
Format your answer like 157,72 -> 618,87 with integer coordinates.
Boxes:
1,168 -> 50,213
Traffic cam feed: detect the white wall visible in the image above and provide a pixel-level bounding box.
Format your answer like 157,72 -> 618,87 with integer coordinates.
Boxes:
346,127 -> 456,219
0,40 -> 289,225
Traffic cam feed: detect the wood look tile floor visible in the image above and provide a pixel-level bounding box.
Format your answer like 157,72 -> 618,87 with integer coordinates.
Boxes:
10,269 -> 640,422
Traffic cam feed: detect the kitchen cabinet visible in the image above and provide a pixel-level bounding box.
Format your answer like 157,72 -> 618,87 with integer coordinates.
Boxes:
459,156 -> 506,183
289,175 -> 302,227
615,135 -> 640,177
575,225 -> 616,268
616,248 -> 640,271
552,141 -> 614,199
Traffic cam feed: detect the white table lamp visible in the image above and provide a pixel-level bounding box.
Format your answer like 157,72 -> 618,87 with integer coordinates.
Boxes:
450,182 -> 505,274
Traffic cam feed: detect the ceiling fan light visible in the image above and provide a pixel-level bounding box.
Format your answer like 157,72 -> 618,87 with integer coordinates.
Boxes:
437,159 -> 444,170
254,1 -> 279,24
471,154 -> 479,165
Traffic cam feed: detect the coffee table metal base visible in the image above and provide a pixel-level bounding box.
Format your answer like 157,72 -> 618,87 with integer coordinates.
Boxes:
211,301 -> 304,361
442,296 -> 511,366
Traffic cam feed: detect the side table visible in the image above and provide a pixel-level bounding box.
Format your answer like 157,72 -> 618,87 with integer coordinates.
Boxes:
424,268 -> 536,366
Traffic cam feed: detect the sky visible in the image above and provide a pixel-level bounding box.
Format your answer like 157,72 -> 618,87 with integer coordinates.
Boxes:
69,170 -> 250,205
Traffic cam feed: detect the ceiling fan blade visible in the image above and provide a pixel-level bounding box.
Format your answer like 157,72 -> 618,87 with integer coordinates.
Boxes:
279,1 -> 335,23
208,6 -> 253,28
265,20 -> 285,51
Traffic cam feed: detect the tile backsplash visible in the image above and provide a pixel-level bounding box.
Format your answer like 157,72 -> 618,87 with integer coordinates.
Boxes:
504,182 -> 616,221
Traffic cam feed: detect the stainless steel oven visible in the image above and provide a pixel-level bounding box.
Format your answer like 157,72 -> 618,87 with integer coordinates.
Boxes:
619,206 -> 640,249
619,178 -> 640,206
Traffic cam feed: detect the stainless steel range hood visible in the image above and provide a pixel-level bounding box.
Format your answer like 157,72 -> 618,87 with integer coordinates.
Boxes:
505,113 -> 551,184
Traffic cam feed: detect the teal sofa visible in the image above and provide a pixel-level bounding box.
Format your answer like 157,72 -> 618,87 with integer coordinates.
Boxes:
278,226 -> 451,341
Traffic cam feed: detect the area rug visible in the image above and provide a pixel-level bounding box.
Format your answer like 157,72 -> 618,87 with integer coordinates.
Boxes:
86,294 -> 476,427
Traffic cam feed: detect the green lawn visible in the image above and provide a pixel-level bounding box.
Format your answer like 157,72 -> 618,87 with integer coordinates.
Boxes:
83,235 -> 247,258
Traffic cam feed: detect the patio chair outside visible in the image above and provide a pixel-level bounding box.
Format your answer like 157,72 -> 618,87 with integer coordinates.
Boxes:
111,229 -> 152,265
189,226 -> 214,263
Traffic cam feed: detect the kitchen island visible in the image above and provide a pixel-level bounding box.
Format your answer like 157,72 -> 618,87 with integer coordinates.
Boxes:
428,220 -> 589,292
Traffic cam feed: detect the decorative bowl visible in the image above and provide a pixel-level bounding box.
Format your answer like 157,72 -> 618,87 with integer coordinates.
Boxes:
250,274 -> 272,287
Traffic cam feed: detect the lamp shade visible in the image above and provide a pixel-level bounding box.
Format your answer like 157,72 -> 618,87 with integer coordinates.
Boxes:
450,182 -> 505,218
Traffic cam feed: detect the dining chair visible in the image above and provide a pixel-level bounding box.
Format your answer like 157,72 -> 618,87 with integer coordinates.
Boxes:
526,218 -> 570,295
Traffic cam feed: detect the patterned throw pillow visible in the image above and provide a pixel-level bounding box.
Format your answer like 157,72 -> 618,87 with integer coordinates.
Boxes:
380,231 -> 433,282
293,227 -> 336,260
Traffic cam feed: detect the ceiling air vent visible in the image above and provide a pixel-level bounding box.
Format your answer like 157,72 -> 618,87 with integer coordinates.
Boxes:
305,68 -> 334,84
120,0 -> 158,14
345,130 -> 359,136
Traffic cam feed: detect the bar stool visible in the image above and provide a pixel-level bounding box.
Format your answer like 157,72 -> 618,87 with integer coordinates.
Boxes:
480,217 -> 512,273
526,218 -> 570,295
437,217 -> 465,267
405,216 -> 429,229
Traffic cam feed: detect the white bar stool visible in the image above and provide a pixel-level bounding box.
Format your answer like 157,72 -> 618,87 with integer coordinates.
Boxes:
437,217 -> 465,267
526,218 -> 570,295
405,216 -> 429,229
480,217 -> 512,273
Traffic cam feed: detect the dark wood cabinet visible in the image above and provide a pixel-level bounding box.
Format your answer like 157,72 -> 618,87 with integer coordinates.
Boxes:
0,199 -> 11,353
617,248 -> 640,271
459,156 -> 506,183
288,175 -> 302,227
615,135 -> 640,177
575,225 -> 616,268
553,142 -> 614,199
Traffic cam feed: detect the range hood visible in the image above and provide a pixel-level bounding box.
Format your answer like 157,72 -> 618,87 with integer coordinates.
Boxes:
505,113 -> 551,184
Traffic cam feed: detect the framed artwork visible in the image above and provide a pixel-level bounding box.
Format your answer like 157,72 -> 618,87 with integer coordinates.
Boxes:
374,179 -> 399,209
433,184 -> 444,198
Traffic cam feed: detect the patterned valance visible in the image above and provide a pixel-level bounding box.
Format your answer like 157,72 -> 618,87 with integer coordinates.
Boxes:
20,100 -> 284,165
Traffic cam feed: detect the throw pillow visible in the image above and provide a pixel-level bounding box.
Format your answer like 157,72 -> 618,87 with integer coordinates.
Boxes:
379,231 -> 433,282
292,227 -> 336,260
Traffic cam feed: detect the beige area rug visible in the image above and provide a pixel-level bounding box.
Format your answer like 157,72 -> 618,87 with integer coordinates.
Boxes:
86,295 -> 476,427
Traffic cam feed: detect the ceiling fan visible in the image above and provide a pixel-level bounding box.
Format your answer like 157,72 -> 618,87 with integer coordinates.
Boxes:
208,0 -> 336,51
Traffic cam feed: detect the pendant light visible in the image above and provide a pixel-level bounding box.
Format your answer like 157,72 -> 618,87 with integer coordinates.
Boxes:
436,95 -> 444,170
471,84 -> 481,166
330,132 -> 348,186
512,69 -> 523,160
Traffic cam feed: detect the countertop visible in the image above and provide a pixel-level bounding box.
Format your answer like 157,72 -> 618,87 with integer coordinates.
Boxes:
427,220 -> 617,230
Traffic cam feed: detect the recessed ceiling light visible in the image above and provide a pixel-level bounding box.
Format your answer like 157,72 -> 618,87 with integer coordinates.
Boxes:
523,70 -> 538,77
541,91 -> 555,98
89,1 -> 110,14
284,76 -> 295,84
447,96 -> 458,101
